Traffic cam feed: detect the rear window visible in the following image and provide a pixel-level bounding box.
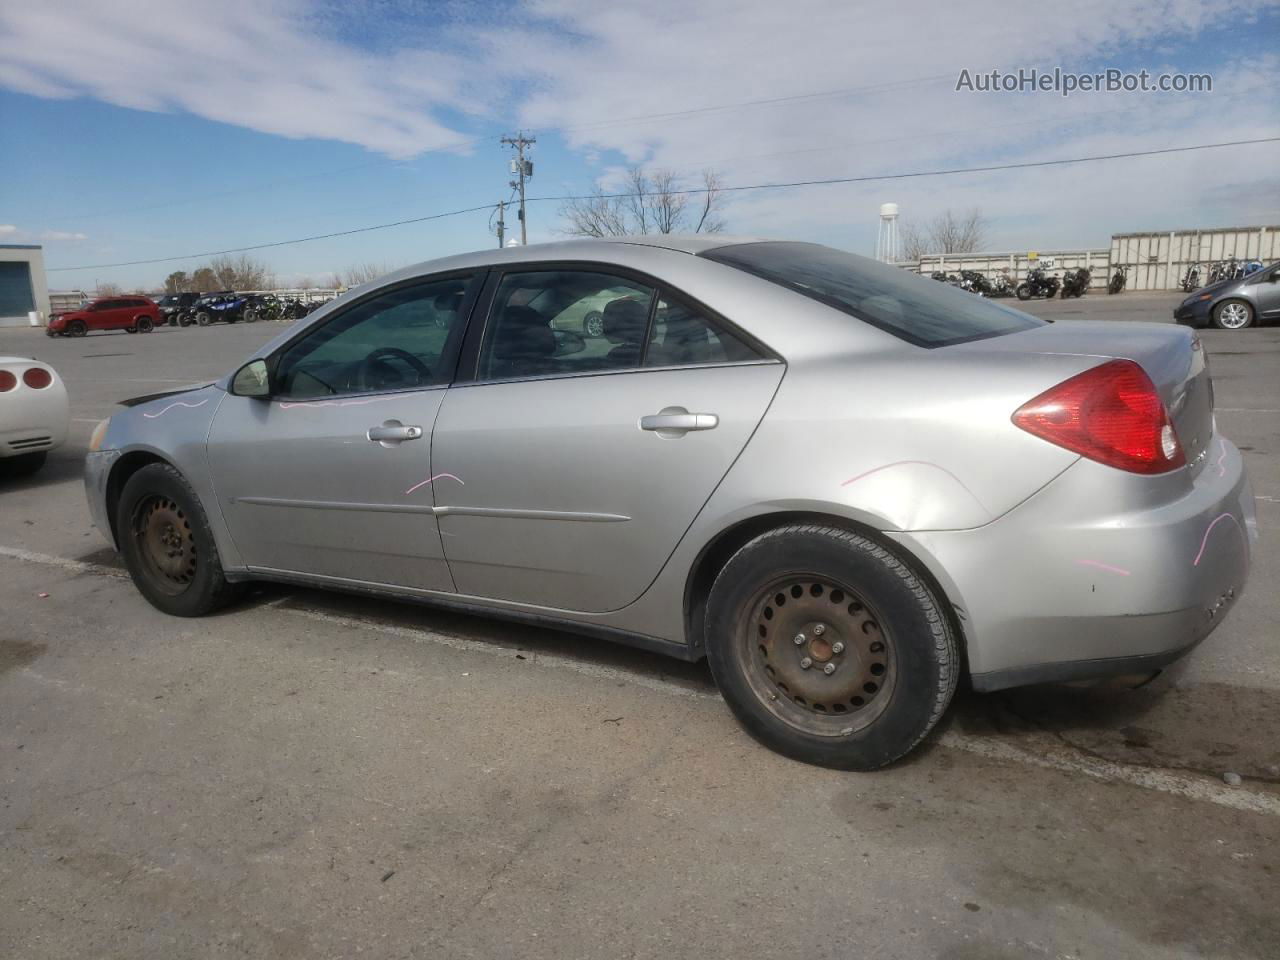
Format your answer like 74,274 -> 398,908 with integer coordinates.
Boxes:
702,241 -> 1044,347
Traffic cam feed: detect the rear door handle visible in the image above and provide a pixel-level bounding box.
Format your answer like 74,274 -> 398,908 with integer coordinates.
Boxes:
640,407 -> 719,437
367,419 -> 424,445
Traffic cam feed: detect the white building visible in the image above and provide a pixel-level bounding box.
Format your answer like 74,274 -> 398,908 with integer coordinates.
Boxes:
0,244 -> 50,327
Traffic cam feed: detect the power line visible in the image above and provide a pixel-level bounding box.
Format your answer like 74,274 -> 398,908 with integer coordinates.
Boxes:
47,202 -> 499,271
48,137 -> 1279,273
528,138 -> 1280,203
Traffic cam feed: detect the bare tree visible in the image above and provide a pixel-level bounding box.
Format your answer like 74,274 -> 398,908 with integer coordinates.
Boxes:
95,282 -> 122,297
163,271 -> 192,294
340,263 -> 395,287
208,254 -> 271,290
559,166 -> 728,237
900,209 -> 988,259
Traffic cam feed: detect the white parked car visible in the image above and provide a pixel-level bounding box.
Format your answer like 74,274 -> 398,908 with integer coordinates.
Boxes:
0,357 -> 69,476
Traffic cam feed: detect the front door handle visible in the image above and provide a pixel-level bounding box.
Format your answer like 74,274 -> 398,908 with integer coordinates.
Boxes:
640,407 -> 719,438
367,419 -> 424,446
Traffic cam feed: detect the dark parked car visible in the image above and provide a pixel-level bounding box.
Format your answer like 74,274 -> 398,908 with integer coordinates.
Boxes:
1174,260 -> 1280,330
47,296 -> 161,337
157,292 -> 200,326
192,292 -> 252,326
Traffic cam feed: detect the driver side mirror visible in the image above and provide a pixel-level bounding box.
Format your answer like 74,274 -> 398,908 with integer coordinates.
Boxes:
230,358 -> 272,398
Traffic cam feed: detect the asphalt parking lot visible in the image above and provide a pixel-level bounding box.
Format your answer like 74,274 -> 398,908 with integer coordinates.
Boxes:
2,294 -> 1278,959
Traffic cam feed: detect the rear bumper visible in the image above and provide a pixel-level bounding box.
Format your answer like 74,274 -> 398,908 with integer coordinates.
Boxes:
891,438 -> 1256,690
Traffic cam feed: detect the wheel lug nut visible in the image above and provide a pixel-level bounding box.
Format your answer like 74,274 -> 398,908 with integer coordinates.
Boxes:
799,657 -> 813,669
823,663 -> 836,675
831,642 -> 844,654
813,624 -> 825,636
793,633 -> 805,646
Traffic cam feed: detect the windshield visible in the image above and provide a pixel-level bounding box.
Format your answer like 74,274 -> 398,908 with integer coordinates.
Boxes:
703,241 -> 1045,348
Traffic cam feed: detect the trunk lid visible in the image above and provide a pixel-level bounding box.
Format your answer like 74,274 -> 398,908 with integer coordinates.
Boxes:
953,320 -> 1214,477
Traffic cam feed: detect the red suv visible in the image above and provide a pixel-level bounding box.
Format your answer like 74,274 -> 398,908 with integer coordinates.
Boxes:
48,296 -> 162,337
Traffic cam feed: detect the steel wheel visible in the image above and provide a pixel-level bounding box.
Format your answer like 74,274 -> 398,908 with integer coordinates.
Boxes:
131,495 -> 197,596
740,575 -> 897,736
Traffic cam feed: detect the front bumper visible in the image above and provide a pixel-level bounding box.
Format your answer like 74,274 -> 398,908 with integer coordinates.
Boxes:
84,449 -> 121,548
893,438 -> 1256,691
1174,299 -> 1212,326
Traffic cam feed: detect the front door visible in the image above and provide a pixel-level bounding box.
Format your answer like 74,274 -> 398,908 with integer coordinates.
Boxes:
1254,266 -> 1280,319
206,273 -> 478,591
431,267 -> 784,613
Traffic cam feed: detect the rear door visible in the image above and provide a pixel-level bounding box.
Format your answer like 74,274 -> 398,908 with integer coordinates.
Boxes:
206,273 -> 479,590
431,266 -> 784,613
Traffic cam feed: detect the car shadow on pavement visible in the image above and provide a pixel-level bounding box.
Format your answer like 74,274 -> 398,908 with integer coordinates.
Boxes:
0,450 -> 85,494
240,580 -> 719,693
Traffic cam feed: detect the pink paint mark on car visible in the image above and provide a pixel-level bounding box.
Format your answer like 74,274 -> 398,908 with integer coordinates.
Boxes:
142,398 -> 211,418
1075,559 -> 1131,576
405,473 -> 464,495
1214,438 -> 1229,478
841,459 -> 991,517
1192,512 -> 1246,567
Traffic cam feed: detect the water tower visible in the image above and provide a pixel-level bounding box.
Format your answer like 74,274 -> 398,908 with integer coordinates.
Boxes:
876,202 -> 900,263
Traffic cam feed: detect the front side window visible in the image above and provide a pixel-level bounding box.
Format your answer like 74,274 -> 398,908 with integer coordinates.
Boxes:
272,276 -> 470,399
478,270 -> 655,381
703,241 -> 1044,347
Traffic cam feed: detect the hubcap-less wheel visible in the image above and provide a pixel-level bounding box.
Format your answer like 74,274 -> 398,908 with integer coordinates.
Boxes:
133,495 -> 197,596
742,576 -> 896,735
1217,302 -> 1251,330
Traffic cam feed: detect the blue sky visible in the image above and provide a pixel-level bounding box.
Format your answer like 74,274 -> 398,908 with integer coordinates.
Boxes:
1,0 -> 1277,291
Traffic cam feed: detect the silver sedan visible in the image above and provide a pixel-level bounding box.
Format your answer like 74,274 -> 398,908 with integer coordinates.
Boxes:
84,237 -> 1256,769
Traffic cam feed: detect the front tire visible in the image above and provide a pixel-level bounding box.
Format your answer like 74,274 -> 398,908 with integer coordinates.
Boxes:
1015,283 -> 1032,301
705,524 -> 959,770
117,463 -> 241,616
1212,299 -> 1254,330
68,320 -> 87,337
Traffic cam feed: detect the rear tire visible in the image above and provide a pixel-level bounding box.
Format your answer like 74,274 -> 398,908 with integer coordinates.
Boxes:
137,316 -> 154,333
583,311 -> 605,338
0,451 -> 47,477
116,463 -> 241,617
1212,299 -> 1254,331
704,524 -> 959,770
196,312 -> 212,326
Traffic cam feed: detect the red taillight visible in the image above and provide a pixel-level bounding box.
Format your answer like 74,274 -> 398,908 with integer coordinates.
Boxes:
0,370 -> 16,392
1012,359 -> 1186,474
23,367 -> 52,389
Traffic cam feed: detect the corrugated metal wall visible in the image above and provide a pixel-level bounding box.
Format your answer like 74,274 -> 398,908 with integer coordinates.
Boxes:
1109,227 -> 1277,291
907,250 -> 1110,289
898,225 -> 1277,293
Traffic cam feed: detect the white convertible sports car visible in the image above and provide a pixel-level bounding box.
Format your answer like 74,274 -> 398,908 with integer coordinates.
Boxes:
0,356 -> 69,476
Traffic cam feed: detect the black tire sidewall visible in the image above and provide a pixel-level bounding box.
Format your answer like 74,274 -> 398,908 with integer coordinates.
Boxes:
138,317 -> 154,333
1015,284 -> 1031,300
116,463 -> 232,617
69,321 -> 87,337
705,526 -> 957,770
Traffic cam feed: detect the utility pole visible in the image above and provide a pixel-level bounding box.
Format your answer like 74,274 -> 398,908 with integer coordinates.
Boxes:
495,200 -> 506,249
500,132 -> 536,245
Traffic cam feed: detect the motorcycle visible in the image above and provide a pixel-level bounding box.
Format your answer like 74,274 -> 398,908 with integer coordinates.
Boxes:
1016,267 -> 1060,301
958,270 -> 993,296
1107,265 -> 1128,295
1180,264 -> 1201,292
1059,267 -> 1091,299
243,294 -> 281,323
988,271 -> 1015,297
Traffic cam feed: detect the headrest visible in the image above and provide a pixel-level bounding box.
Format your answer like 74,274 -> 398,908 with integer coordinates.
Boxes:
493,305 -> 555,359
602,298 -> 648,344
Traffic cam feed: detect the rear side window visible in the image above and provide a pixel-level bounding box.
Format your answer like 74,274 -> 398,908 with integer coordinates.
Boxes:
644,296 -> 760,367
703,241 -> 1044,347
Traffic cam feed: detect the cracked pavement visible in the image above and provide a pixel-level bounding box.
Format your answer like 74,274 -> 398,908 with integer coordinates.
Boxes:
1,299 -> 1278,959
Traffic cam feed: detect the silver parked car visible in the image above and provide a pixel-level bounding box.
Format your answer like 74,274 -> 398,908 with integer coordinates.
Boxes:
1173,260 -> 1280,329
85,237 -> 1255,769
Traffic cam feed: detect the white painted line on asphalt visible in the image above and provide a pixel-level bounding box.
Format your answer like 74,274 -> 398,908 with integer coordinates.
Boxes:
0,545 -> 127,578
935,731 -> 1280,818
72,418 -> 104,424
4,544 -> 1278,815
275,604 -> 718,702
1216,408 -> 1280,413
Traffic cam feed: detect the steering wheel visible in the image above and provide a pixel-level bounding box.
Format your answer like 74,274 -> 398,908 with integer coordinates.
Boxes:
356,346 -> 431,391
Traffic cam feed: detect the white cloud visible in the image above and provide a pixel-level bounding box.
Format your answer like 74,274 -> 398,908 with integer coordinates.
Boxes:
0,224 -> 18,235
0,224 -> 89,243
0,0 -> 485,158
